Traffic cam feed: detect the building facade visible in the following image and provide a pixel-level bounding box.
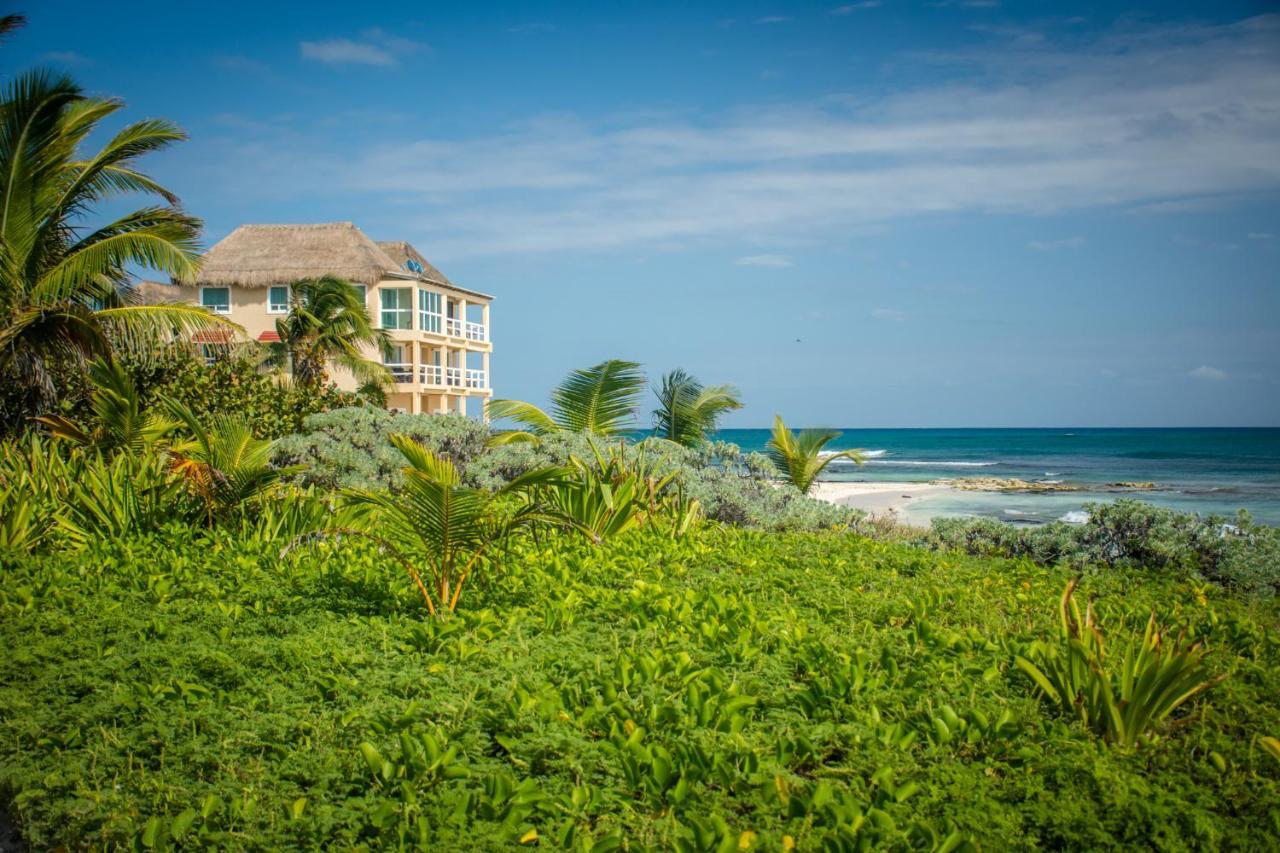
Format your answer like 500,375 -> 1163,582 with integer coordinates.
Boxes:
161,222 -> 491,417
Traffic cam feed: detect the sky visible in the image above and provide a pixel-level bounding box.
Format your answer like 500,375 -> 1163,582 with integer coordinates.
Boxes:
10,1 -> 1280,427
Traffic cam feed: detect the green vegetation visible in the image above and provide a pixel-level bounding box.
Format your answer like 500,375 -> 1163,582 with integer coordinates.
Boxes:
119,348 -> 369,440
766,415 -> 864,495
264,275 -> 392,392
3,517 -> 1278,850
926,501 -> 1280,598
1014,579 -> 1225,748
652,369 -> 743,446
0,67 -> 232,434
489,359 -> 647,440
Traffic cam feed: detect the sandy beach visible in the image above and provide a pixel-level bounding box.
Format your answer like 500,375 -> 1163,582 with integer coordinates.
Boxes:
811,481 -> 958,526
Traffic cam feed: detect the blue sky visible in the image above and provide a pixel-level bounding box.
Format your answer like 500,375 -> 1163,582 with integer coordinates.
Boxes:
12,1 -> 1280,427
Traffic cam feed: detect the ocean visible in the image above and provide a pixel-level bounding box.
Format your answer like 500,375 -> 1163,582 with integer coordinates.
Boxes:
711,428 -> 1280,526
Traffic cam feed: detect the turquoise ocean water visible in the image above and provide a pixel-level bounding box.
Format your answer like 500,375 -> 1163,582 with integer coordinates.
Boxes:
711,428 -> 1280,526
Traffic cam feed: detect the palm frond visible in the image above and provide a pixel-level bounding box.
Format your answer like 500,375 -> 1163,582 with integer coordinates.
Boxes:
766,415 -> 862,494
486,399 -> 560,435
95,304 -> 240,354
551,359 -> 645,435
389,433 -> 461,485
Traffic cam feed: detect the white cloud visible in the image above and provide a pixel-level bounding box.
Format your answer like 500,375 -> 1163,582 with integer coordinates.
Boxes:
1248,231 -> 1274,240
735,254 -> 793,267
1028,237 -> 1086,251
756,16 -> 790,25
300,28 -> 426,67
42,50 -> 88,64
871,308 -> 906,321
213,15 -> 1280,258
506,23 -> 558,34
1190,366 -> 1228,381
830,2 -> 882,14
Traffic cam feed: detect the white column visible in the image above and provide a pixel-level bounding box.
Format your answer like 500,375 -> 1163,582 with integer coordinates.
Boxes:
482,350 -> 490,390
481,302 -> 490,340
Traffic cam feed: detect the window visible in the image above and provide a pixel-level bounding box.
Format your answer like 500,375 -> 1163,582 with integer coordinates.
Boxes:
268,285 -> 290,314
418,289 -> 442,333
380,288 -> 412,329
200,287 -> 231,315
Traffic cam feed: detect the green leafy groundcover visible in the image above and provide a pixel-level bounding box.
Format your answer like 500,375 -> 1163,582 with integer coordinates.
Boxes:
1,527 -> 1278,850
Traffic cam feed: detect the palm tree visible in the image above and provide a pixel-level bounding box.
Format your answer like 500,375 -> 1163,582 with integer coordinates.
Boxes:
315,434 -> 568,614
37,357 -> 178,453
266,275 -> 392,390
488,359 -> 645,442
652,368 -> 743,446
765,415 -> 864,495
0,70 -> 234,433
164,398 -> 292,525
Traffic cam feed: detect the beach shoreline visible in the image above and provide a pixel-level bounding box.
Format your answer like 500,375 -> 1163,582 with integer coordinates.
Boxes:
810,481 -> 958,527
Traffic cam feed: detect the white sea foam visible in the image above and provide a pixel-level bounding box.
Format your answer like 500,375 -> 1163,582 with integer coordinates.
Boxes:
819,449 -> 887,458
864,460 -> 998,467
1044,472 -> 1061,477
1059,510 -> 1090,524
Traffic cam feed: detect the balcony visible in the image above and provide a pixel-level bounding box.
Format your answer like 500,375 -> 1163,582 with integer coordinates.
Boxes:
464,321 -> 487,342
386,363 -> 487,390
446,318 -> 462,337
419,364 -> 443,386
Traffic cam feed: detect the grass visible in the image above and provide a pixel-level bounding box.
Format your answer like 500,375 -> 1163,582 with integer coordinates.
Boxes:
2,525 -> 1278,850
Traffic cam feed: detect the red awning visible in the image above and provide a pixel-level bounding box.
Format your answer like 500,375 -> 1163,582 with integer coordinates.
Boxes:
257,331 -> 281,343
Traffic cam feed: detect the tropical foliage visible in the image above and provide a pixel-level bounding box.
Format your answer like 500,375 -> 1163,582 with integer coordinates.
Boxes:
265,275 -> 392,390
108,347 -> 367,440
652,368 -> 743,446
1015,579 -> 1225,748
302,434 -> 569,614
164,398 -> 292,525
765,414 -> 864,494
488,359 -> 646,440
0,69 -> 233,434
2,517 -> 1276,849
927,502 -> 1280,598
37,357 -> 177,453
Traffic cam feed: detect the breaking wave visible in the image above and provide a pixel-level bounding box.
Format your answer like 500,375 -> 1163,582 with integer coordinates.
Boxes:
864,460 -> 999,468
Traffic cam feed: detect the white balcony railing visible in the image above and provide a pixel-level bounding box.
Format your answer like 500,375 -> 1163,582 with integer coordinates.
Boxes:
388,363 -> 483,389
446,318 -> 463,337
419,364 -> 443,386
385,363 -> 413,383
464,322 -> 487,342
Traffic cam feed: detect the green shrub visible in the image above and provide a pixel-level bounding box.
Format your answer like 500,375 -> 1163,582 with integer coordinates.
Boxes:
928,501 -> 1279,597
273,408 -> 491,491
104,348 -> 368,440
276,412 -> 854,532
1015,580 -> 1225,748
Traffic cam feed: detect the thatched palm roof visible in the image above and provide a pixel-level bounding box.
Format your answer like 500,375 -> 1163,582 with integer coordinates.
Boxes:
192,222 -> 488,298
128,279 -> 192,305
377,241 -> 454,288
